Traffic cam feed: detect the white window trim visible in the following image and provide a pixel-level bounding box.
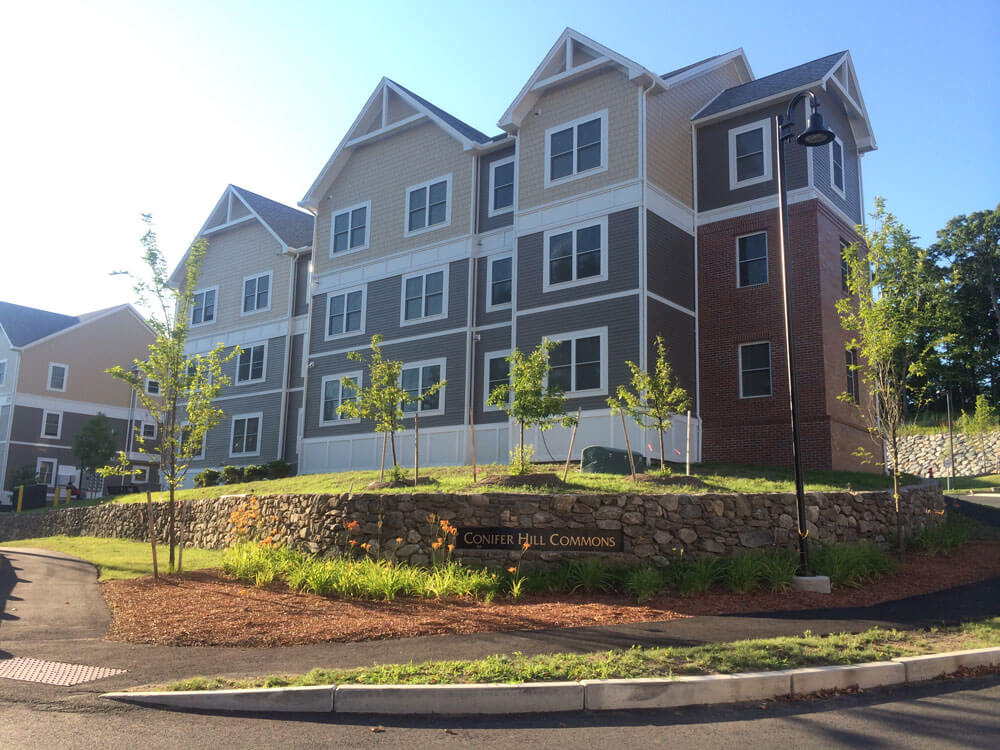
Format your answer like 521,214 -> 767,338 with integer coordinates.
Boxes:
36,457 -> 58,487
483,349 -> 511,412
403,174 -> 453,238
829,136 -> 846,199
487,156 -> 516,218
399,265 -> 450,327
240,270 -> 273,317
544,326 -> 609,397
234,341 -> 268,386
190,285 -> 219,327
738,340 -> 772,399
182,421 -> 206,461
329,200 -> 372,257
318,371 -> 363,426
485,254 -> 513,312
139,420 -> 157,440
542,216 -> 609,293
736,231 -> 768,288
324,286 -> 367,341
728,118 -> 773,190
40,409 -> 63,440
543,110 -> 609,189
229,412 -> 264,458
132,466 -> 149,484
400,358 -> 447,417
144,377 -> 160,395
0,358 -> 7,386
47,362 -> 68,392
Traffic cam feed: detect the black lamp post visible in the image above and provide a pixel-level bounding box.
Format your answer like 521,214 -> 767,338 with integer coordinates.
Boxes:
774,91 -> 836,576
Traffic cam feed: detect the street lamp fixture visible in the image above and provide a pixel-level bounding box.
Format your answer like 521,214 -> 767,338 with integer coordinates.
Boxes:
775,90 -> 836,576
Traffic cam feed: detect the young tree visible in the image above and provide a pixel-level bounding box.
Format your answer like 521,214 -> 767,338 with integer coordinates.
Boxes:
837,198 -> 945,556
338,334 -> 444,479
487,340 -> 577,474
72,413 -> 118,496
104,215 -> 235,571
607,335 -> 690,471
956,394 -> 999,455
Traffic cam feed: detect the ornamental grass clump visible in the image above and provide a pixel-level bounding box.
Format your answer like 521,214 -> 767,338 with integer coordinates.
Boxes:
912,512 -> 975,556
810,541 -> 897,588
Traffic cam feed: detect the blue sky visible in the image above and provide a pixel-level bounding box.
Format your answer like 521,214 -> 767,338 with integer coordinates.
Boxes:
1,0 -> 997,315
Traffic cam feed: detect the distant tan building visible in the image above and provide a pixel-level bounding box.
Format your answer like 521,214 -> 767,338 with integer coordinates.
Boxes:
0,301 -> 156,501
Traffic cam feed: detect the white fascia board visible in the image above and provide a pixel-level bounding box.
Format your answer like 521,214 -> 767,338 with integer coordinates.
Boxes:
691,79 -> 825,124
662,48 -> 751,90
169,185 -> 235,287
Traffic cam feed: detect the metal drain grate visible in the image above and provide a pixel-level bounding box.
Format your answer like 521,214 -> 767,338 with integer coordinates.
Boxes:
0,657 -> 126,686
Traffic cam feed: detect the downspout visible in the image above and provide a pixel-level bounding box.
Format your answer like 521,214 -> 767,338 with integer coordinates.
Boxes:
299,212 -> 321,469
464,153 -> 480,462
638,76 -> 657,459
1,348 -> 21,493
691,119 -> 702,462
276,251 -> 296,463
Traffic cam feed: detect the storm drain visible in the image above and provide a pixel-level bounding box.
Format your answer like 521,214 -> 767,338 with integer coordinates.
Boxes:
0,657 -> 126,686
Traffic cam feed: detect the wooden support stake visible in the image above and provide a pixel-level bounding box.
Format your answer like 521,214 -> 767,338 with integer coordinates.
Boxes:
620,410 -> 637,482
379,431 -> 387,482
16,485 -> 23,513
414,412 -> 419,487
146,491 -> 159,582
685,410 -> 692,476
53,487 -> 61,507
469,407 -> 477,483
177,503 -> 184,574
563,407 -> 582,483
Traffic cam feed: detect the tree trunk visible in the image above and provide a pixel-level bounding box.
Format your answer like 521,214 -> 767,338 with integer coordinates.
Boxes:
658,422 -> 665,471
168,484 -> 176,572
390,430 -> 398,469
520,422 -> 525,472
891,438 -> 905,562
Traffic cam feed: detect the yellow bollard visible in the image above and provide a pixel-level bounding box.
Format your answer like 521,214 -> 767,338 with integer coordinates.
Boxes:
17,485 -> 24,513
54,487 -> 61,507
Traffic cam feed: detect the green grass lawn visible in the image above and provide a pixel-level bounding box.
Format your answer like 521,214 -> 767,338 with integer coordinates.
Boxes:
951,474 -> 1000,491
104,462 -> 913,506
167,618 -> 1000,690
0,535 -> 223,580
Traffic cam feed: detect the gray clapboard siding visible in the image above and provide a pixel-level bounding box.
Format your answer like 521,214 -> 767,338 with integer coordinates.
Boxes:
810,89 -> 861,225
213,336 -> 286,398
647,211 -> 695,311
477,145 -> 516,233
284,389 -> 303,464
646,298 -> 697,411
475,256 -> 513,327
288,334 -> 305,389
472,324 -> 513,425
198,391 -> 285,467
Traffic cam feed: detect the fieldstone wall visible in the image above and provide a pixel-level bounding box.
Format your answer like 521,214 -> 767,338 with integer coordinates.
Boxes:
0,484 -> 946,567
892,432 -> 1000,478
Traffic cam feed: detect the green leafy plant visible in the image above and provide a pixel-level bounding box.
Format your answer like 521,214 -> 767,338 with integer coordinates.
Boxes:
623,565 -> 663,603
72,413 -> 119,495
566,557 -> 618,593
811,541 -> 897,588
193,468 -> 220,488
220,466 -> 245,485
265,460 -> 293,480
669,556 -> 721,596
723,551 -> 763,594
757,547 -> 799,592
911,513 -> 975,556
6,465 -> 38,491
243,464 -> 268,482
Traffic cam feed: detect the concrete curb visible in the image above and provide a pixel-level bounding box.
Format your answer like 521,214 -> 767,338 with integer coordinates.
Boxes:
101,646 -> 1000,715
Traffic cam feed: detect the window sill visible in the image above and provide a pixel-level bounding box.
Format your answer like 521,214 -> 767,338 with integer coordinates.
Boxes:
543,163 -> 608,190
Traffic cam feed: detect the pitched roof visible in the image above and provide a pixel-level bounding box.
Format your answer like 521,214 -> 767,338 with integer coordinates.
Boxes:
230,186 -> 315,248
0,300 -> 80,347
661,52 -> 727,80
694,51 -> 846,119
386,79 -> 495,144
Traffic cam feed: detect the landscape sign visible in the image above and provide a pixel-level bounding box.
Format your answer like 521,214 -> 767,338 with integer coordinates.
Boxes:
455,527 -> 623,553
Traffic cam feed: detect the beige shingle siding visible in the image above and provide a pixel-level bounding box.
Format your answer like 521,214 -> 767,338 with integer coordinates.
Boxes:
646,60 -> 747,208
314,122 -> 474,276
516,68 -> 640,211
194,220 -> 291,328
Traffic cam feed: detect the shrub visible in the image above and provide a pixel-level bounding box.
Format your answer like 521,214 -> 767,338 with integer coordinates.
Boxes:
566,557 -> 618,593
265,460 -> 293,479
6,465 -> 38,490
624,565 -> 663,603
912,513 -> 975,556
758,548 -> 799,592
243,464 -> 268,482
193,468 -> 221,488
811,542 -> 896,588
220,465 -> 245,485
667,556 -> 721,596
723,551 -> 764,593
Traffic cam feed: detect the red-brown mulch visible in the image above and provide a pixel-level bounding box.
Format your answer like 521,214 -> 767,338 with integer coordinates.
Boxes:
470,472 -> 566,489
101,541 -> 1000,648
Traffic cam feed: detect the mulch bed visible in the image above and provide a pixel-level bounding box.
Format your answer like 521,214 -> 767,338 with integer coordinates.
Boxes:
366,477 -> 437,490
470,472 -> 566,489
633,473 -> 708,488
101,541 -> 1000,648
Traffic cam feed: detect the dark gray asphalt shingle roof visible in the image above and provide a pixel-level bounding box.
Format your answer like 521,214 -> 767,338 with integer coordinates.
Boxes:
661,52 -> 729,80
232,186 -> 315,248
0,301 -> 80,347
387,79 -> 499,144
694,51 -> 846,120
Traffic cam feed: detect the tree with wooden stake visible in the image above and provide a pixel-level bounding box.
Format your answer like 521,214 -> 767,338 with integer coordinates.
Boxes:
338,335 -> 444,481
607,335 -> 690,474
102,215 -> 236,574
488,340 -> 577,475
836,197 -> 947,559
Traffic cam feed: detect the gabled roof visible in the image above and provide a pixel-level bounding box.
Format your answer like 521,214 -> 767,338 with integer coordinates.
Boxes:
169,185 -> 315,287
301,78 -> 497,209
0,300 -> 79,347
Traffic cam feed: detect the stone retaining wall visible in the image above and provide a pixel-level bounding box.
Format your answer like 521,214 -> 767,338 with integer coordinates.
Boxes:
0,484 -> 946,567
892,432 -> 1000,478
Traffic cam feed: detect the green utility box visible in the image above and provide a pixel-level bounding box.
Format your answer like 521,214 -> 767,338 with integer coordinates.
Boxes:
580,446 -> 647,475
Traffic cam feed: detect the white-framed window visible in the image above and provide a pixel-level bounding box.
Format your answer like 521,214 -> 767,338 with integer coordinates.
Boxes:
330,200 -> 370,255
488,157 -> 515,216
486,255 -> 512,311
737,232 -> 768,288
739,341 -> 772,398
41,410 -> 62,439
728,119 -> 772,190
0,359 -> 7,386
145,378 -> 160,395
181,422 -> 206,460
829,136 -> 845,198
191,286 -> 218,326
544,110 -> 608,188
405,174 -> 452,237
325,288 -> 365,339
483,350 -> 511,411
47,362 -> 67,392
142,421 -> 157,440
319,372 -> 361,426
230,412 -> 263,457
543,217 -> 608,291
400,267 -> 448,326
400,359 -> 445,416
36,457 -> 57,487
242,271 -> 272,315
846,348 -> 860,404
132,466 -> 149,484
235,342 -> 267,385
546,327 -> 608,396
